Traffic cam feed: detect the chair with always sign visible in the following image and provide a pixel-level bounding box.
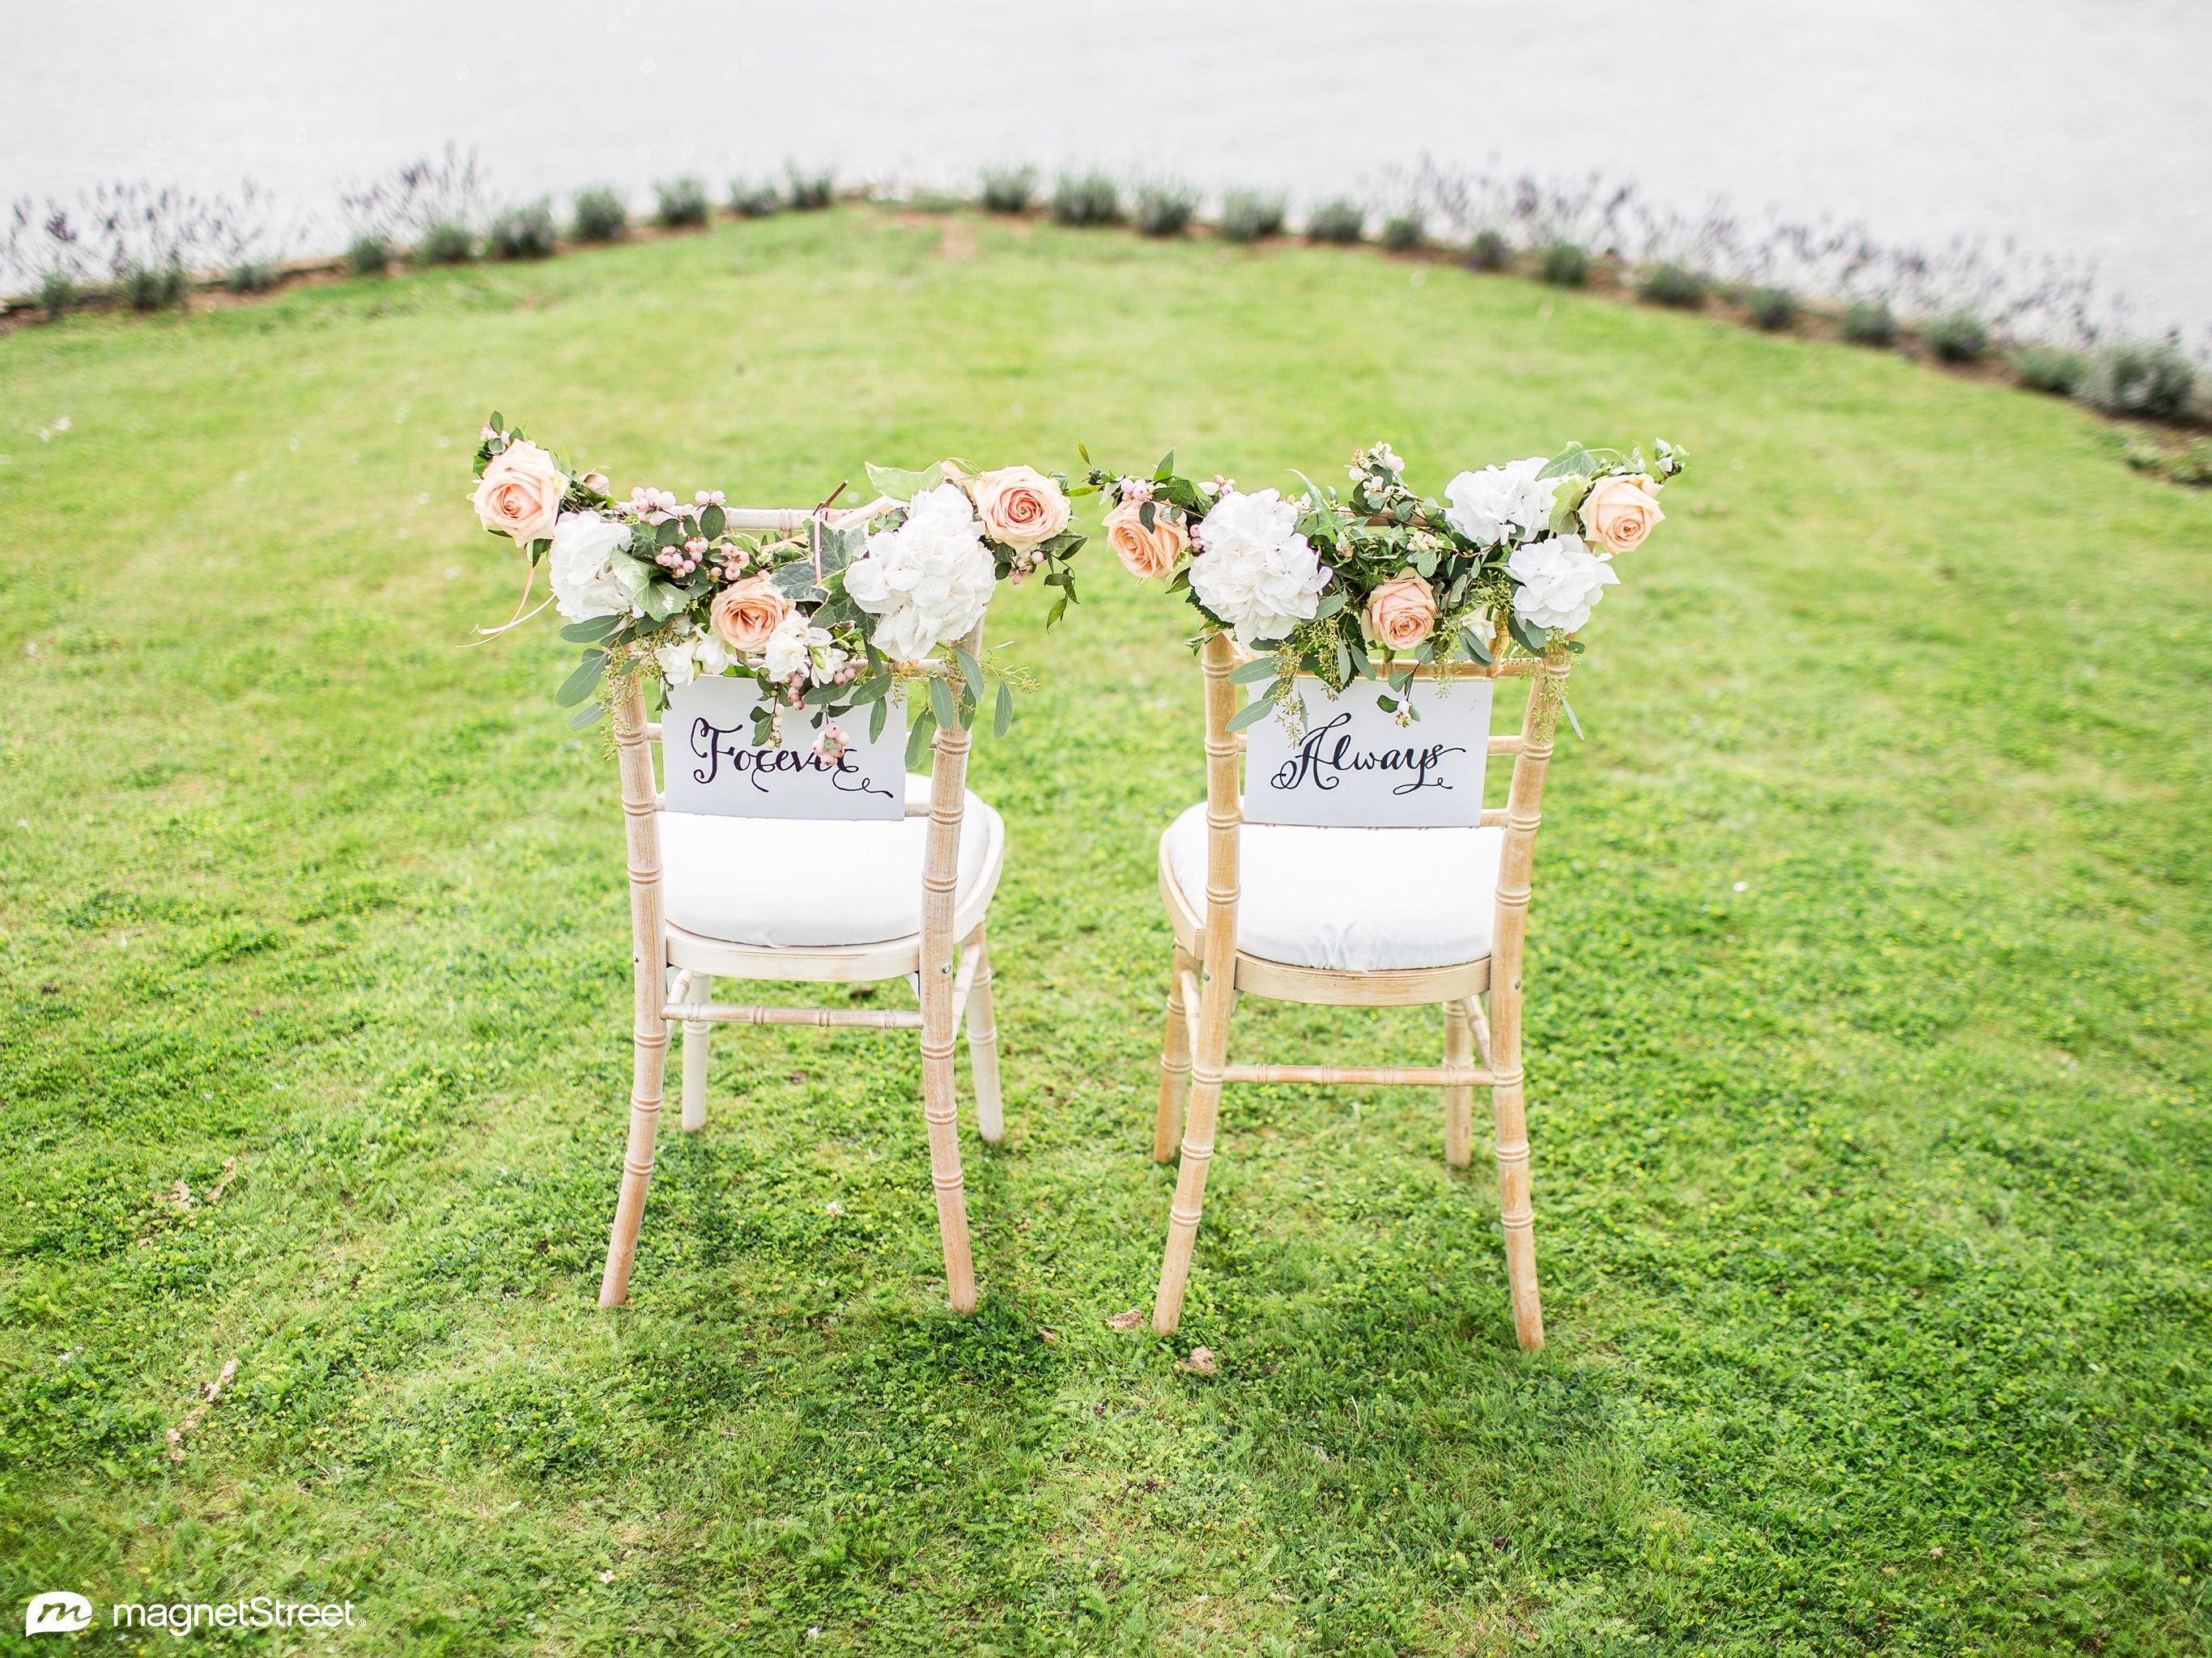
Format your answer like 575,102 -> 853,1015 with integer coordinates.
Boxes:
597,506 -> 1006,1313
1147,631 -> 1572,1350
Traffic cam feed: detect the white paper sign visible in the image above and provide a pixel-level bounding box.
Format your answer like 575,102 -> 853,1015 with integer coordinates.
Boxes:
1243,676 -> 1492,827
661,676 -> 904,821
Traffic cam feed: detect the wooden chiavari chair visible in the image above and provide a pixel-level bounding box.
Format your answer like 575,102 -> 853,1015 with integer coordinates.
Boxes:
597,508 -> 1005,1313
1149,633 -> 1572,1350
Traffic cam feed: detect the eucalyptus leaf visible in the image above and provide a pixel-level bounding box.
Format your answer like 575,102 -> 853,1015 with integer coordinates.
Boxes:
993,678 -> 1013,738
929,672 -> 956,731
1228,658 -> 1282,684
1226,695 -> 1278,733
559,615 -> 623,643
952,647 -> 985,704
555,654 -> 604,708
1507,609 -> 1551,657
905,709 -> 938,769
568,702 -> 605,730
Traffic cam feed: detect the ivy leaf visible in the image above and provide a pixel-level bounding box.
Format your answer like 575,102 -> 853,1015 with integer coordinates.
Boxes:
770,562 -> 825,601
1153,449 -> 1176,482
638,580 -> 691,622
952,646 -> 985,704
993,678 -> 1013,738
865,462 -> 943,502
815,520 -> 866,577
1547,475 -> 1592,534
929,671 -> 957,732
1536,444 -> 1601,480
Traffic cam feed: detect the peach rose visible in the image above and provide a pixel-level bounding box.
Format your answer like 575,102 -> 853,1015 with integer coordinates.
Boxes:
1104,496 -> 1189,580
470,440 -> 568,546
969,465 -> 1071,552
1580,474 -> 1664,557
1361,573 -> 1437,651
710,576 -> 790,652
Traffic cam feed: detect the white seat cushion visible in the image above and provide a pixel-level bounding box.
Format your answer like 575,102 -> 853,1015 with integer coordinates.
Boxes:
662,776 -> 1001,949
1161,802 -> 1504,972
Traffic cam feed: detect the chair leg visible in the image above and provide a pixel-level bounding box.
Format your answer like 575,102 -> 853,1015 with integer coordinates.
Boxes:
1490,1066 -> 1545,1351
1152,968 -> 1231,1334
964,930 -> 1003,1144
921,976 -> 977,1315
680,971 -> 713,1133
1152,943 -> 1193,1162
598,1012 -> 670,1307
1443,999 -> 1474,1167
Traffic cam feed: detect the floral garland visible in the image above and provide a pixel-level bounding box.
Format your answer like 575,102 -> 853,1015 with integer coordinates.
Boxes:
468,414 -> 1085,763
1072,438 -> 1685,728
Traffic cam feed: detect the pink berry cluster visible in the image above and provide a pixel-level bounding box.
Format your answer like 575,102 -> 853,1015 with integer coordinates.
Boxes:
612,484 -> 771,583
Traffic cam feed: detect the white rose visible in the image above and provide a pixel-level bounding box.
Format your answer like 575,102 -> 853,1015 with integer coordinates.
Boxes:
844,482 -> 995,660
653,622 -> 736,686
1188,488 -> 1331,646
548,512 -> 649,621
1443,457 -> 1559,546
760,609 -> 848,684
1508,534 -> 1619,635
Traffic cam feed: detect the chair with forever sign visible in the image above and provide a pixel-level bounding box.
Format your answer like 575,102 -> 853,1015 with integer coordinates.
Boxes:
597,506 -> 1006,1313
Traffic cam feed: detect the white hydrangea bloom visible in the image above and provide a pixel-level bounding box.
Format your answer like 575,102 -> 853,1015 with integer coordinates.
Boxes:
1442,457 -> 1559,546
547,512 -> 649,622
842,483 -> 996,661
1508,535 -> 1619,634
1188,488 -> 1331,646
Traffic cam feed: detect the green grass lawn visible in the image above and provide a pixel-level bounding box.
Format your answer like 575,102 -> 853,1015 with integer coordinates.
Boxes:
2,206 -> 2209,1656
